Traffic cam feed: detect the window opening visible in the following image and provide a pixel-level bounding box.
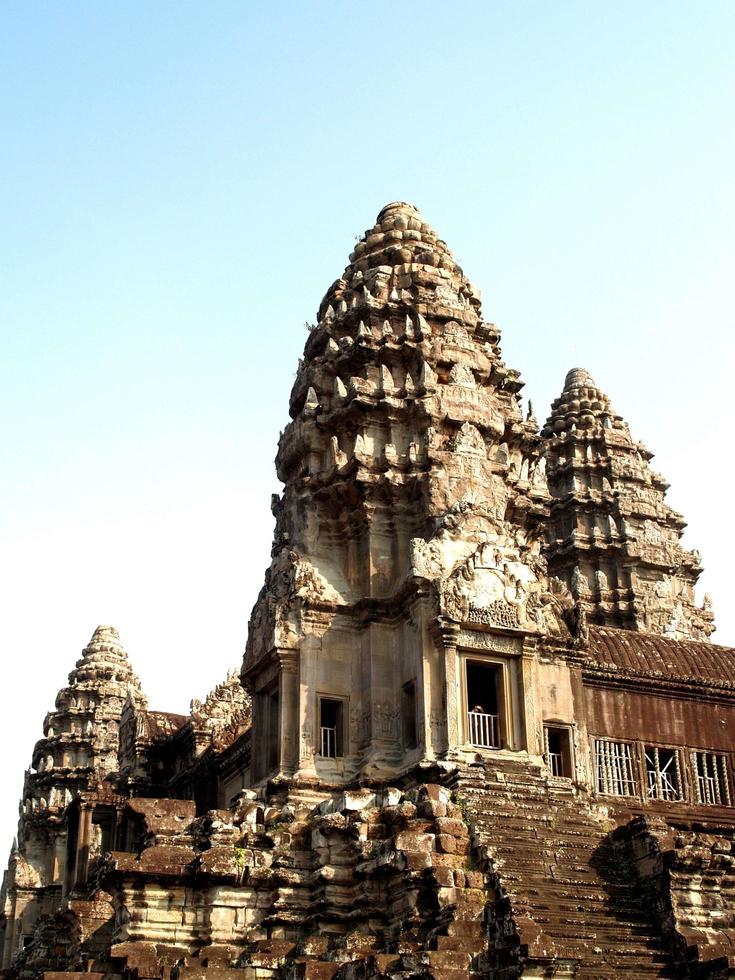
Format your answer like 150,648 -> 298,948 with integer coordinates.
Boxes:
645,747 -> 681,801
595,739 -> 637,796
401,682 -> 417,751
692,751 -> 731,806
544,726 -> 572,778
466,662 -> 502,749
319,698 -> 343,759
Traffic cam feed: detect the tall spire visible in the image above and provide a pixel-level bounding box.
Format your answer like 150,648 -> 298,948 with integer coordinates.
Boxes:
274,201 -> 549,577
541,369 -> 714,640
24,625 -> 144,818
243,203 -> 568,785
2,626 -> 146,965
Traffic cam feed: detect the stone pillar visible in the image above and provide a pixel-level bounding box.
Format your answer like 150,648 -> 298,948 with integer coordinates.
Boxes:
436,619 -> 461,753
278,650 -> 299,776
52,834 -> 66,885
519,637 -> 540,755
569,663 -> 591,786
73,804 -> 93,889
296,631 -> 320,778
2,889 -> 19,969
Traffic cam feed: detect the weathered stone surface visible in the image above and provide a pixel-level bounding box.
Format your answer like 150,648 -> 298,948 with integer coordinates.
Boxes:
2,203 -> 734,980
542,368 -> 714,640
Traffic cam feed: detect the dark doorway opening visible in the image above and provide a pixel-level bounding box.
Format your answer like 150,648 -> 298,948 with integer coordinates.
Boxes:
466,662 -> 502,748
544,725 -> 573,778
319,697 -> 344,758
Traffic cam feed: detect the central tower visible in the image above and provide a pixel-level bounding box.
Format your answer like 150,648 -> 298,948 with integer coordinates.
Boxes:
242,203 -> 577,787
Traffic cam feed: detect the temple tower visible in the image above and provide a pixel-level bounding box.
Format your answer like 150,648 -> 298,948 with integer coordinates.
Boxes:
0,626 -> 144,966
243,203 -> 580,789
541,368 -> 714,640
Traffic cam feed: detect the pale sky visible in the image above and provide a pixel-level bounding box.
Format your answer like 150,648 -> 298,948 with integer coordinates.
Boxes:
1,1 -> 734,855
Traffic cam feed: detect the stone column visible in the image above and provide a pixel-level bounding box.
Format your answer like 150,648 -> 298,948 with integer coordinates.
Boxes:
435,619 -> 461,753
278,650 -> 299,776
52,833 -> 66,885
296,629 -> 320,778
73,804 -> 93,889
519,637 -> 539,755
2,888 -> 19,969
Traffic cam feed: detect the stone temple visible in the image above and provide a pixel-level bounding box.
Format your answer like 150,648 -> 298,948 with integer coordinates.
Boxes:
2,203 -> 734,980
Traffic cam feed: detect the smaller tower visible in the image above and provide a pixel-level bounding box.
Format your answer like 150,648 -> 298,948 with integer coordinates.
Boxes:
1,626 -> 144,968
541,368 -> 714,640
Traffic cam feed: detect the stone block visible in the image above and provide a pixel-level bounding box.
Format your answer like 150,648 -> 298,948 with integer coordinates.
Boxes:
139,844 -> 196,875
199,845 -> 241,877
374,954 -> 401,972
417,799 -> 447,819
432,852 -> 460,867
240,803 -> 264,826
144,908 -> 185,925
394,830 -> 434,852
44,975 -> 104,980
434,866 -> 454,887
435,817 -> 469,838
404,850 -> 432,870
302,963 -> 341,979
428,950 -> 472,969
301,937 -> 329,956
339,789 -> 377,811
436,834 -> 457,853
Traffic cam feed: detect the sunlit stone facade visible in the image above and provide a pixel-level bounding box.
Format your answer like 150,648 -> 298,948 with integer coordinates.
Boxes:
2,205 -> 734,980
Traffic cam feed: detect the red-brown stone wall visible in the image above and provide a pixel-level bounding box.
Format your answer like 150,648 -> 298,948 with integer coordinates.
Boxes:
584,684 -> 735,751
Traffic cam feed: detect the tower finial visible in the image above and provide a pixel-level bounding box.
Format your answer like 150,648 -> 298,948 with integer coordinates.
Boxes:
563,367 -> 596,391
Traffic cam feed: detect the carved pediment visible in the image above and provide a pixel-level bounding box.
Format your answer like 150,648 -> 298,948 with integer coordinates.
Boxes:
411,513 -> 578,641
440,541 -> 540,631
244,549 -> 344,671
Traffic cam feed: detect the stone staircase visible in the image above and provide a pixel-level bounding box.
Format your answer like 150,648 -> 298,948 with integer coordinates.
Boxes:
454,754 -> 679,978
614,815 -> 735,977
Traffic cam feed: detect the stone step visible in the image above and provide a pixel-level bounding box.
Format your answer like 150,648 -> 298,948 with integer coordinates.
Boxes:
457,770 -> 679,978
435,935 -> 483,951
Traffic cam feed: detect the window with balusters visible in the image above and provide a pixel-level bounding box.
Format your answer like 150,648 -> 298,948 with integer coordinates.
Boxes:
692,750 -> 731,806
595,739 -> 638,796
318,697 -> 344,759
465,660 -> 503,749
544,725 -> 573,778
593,738 -> 732,806
644,746 -> 682,802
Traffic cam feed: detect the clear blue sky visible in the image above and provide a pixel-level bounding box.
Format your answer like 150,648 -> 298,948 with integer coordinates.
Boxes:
1,2 -> 734,853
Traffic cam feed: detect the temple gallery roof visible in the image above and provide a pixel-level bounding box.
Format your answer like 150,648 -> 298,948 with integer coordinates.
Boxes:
587,627 -> 735,687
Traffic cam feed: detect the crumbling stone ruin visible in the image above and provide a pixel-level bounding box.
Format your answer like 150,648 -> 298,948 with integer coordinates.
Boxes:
2,203 -> 734,979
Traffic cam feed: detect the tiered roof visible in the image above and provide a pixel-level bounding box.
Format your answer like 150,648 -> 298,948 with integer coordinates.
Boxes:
542,368 -> 713,640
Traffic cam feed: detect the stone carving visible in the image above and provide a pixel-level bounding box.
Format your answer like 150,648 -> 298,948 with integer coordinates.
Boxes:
453,422 -> 486,456
373,703 -> 400,739
300,725 -> 312,760
571,565 -> 589,596
456,629 -> 520,653
468,601 -> 521,629
448,362 -> 475,387
542,368 -> 714,639
435,283 -> 463,309
190,671 -> 251,748
3,202 -> 732,980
